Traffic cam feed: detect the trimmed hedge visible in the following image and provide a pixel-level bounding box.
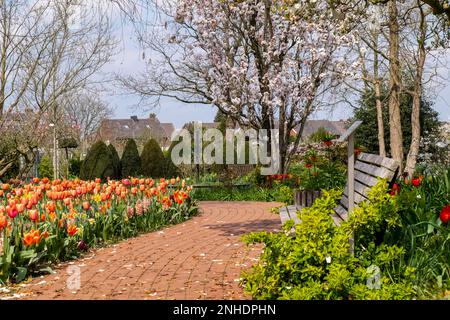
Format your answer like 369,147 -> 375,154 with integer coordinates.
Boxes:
121,139 -> 141,178
141,138 -> 165,178
80,141 -> 115,180
108,144 -> 121,179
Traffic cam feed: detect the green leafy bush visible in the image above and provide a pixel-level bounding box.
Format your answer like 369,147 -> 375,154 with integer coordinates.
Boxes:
289,147 -> 347,191
387,168 -> 450,297
141,139 -> 165,178
120,139 -> 141,178
68,154 -> 82,178
108,144 -> 121,179
242,183 -> 417,300
80,141 -> 115,181
192,184 -> 293,204
38,155 -> 53,179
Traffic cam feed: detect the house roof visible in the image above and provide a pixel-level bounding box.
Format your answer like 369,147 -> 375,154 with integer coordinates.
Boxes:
97,115 -> 175,146
160,123 -> 176,138
294,120 -> 348,137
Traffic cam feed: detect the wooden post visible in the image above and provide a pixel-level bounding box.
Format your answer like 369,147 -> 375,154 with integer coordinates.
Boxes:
348,133 -> 355,254
337,121 -> 362,254
348,133 -> 355,214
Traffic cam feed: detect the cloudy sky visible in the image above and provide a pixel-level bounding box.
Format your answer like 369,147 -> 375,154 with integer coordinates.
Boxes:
101,14 -> 450,129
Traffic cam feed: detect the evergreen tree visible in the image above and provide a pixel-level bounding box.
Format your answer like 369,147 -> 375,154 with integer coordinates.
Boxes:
120,139 -> 141,178
353,86 -> 440,157
80,141 -> 115,181
141,139 -> 165,178
108,144 -> 121,179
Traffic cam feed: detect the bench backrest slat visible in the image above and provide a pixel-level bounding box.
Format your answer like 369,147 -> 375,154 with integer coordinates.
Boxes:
334,152 -> 399,222
358,153 -> 398,172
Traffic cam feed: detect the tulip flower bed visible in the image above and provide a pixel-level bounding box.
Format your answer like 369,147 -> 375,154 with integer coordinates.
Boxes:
0,177 -> 198,284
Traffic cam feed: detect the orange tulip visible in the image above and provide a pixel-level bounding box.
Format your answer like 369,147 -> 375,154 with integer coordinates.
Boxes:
0,215 -> 7,230
23,233 -> 34,246
67,224 -> 78,236
28,209 -> 39,222
46,201 -> 56,213
16,203 -> 25,213
82,201 -> 90,210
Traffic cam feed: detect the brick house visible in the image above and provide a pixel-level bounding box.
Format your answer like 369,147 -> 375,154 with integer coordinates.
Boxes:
95,114 -> 175,155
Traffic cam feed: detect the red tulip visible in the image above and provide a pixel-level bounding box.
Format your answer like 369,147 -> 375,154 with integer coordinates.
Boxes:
6,205 -> 18,218
411,178 -> 421,187
390,183 -> 401,196
323,140 -> 333,147
440,205 -> 450,225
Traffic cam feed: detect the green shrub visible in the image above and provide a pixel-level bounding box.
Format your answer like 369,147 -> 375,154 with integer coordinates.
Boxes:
192,184 -> 294,204
242,182 -> 417,300
38,155 -> 53,179
141,139 -> 165,178
387,168 -> 450,297
120,139 -> 141,178
80,141 -> 115,181
108,144 -> 121,179
68,154 -> 82,178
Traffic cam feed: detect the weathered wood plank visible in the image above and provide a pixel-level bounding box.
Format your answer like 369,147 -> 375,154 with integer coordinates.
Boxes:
337,120 -> 363,142
330,213 -> 344,226
334,204 -> 349,221
358,153 -> 399,172
355,160 -> 395,179
286,206 -> 301,225
279,208 -> 291,226
340,193 -> 366,209
344,180 -> 371,198
355,170 -> 381,187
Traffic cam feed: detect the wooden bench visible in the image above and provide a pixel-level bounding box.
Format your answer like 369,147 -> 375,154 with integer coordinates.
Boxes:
279,152 -> 399,228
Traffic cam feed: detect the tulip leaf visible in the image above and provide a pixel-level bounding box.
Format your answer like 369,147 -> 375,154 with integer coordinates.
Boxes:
15,267 -> 28,282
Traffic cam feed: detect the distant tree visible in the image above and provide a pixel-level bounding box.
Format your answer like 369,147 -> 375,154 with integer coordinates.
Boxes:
80,141 -> 115,181
38,155 -> 53,179
120,139 -> 141,178
353,87 -> 441,157
108,144 -> 121,179
141,139 -> 165,178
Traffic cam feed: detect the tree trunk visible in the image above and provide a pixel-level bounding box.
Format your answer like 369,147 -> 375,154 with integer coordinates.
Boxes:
405,4 -> 427,177
388,0 -> 404,170
373,37 -> 386,157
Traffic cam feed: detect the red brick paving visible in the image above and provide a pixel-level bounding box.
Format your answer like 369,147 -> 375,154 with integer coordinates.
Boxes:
13,201 -> 281,300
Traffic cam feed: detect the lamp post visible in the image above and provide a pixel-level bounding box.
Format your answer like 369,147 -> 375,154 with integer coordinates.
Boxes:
49,123 -> 58,180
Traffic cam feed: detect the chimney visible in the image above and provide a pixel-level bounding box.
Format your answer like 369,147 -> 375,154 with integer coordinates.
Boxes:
131,115 -> 138,122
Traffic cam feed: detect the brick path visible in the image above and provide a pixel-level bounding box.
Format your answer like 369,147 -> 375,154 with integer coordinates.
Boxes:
12,201 -> 281,300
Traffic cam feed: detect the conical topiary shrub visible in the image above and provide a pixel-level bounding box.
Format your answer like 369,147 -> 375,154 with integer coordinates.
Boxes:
141,138 -> 165,178
80,141 -> 115,181
120,139 -> 141,178
108,143 -> 121,179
